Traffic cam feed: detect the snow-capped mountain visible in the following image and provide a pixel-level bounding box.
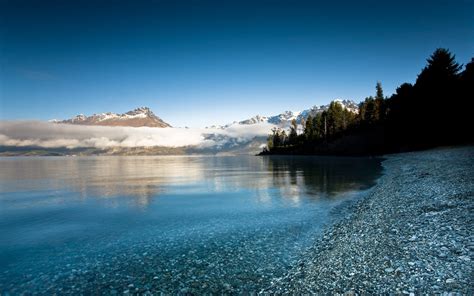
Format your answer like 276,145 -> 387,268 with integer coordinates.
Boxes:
56,107 -> 171,128
295,99 -> 359,123
238,115 -> 268,125
10,99 -> 360,156
224,99 -> 359,128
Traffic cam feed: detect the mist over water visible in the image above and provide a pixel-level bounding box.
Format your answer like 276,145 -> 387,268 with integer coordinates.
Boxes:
0,156 -> 382,293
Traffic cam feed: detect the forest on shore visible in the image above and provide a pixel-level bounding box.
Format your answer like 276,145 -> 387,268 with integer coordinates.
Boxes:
260,49 -> 473,156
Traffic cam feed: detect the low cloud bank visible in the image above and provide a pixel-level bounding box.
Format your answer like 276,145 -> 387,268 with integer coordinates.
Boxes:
0,121 -> 274,149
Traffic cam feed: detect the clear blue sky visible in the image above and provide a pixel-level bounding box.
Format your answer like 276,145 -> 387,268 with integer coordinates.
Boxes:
0,0 -> 472,127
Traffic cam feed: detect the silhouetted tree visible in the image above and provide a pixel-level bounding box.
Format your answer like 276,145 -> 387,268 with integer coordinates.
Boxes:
342,108 -> 356,130
359,82 -> 387,125
376,81 -> 384,100
270,127 -> 281,148
313,112 -> 324,140
327,101 -> 344,136
461,58 -> 474,82
304,115 -> 314,140
458,58 -> 474,142
412,48 -> 462,146
375,82 -> 386,121
360,96 -> 376,124
416,49 -> 461,88
261,48 -> 472,156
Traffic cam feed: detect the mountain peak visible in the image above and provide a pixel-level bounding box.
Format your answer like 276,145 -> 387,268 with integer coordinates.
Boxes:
237,99 -> 359,127
127,106 -> 152,114
238,115 -> 268,125
57,107 -> 171,128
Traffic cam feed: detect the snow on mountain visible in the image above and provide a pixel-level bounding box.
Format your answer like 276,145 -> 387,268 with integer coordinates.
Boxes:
268,110 -> 299,125
58,107 -> 171,128
226,99 -> 359,128
4,99 -> 363,156
239,115 -> 268,125
295,99 -> 359,123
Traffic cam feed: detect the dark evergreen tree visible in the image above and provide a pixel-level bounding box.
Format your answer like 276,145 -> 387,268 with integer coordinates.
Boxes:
322,111 -> 328,139
461,58 -> 474,82
376,81 -> 384,101
313,113 -> 324,140
413,48 -> 462,146
416,48 -> 461,88
261,49 -> 472,156
342,108 -> 356,130
458,58 -> 474,142
304,115 -> 314,140
327,101 -> 344,136
361,96 -> 376,124
359,82 -> 386,125
271,127 -> 281,148
375,82 -> 385,121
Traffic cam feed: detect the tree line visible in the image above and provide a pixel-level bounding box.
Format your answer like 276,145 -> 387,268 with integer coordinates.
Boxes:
262,48 -> 473,155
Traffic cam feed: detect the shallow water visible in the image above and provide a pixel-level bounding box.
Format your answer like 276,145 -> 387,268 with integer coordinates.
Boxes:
0,155 -> 382,294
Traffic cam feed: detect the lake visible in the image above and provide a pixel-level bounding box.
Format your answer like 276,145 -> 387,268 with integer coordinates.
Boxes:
0,155 -> 382,294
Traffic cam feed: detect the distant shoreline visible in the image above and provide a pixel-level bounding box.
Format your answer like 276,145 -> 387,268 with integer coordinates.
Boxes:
264,146 -> 473,294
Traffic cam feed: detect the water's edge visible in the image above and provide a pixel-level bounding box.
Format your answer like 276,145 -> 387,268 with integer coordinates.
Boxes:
264,146 -> 473,294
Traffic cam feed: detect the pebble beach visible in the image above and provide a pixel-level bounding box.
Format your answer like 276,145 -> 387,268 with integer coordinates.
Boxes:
265,146 -> 473,294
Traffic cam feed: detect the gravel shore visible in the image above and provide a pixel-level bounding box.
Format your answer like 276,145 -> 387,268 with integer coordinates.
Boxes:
264,146 -> 473,294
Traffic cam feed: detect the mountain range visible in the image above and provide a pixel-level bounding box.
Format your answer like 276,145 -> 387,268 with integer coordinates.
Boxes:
207,99 -> 358,129
0,99 -> 361,156
55,99 -> 358,129
53,107 -> 171,128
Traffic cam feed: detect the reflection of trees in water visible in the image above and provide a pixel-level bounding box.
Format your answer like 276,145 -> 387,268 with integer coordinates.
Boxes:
264,156 -> 383,198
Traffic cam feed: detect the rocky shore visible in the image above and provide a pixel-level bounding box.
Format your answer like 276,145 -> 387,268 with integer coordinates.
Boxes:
264,146 -> 473,294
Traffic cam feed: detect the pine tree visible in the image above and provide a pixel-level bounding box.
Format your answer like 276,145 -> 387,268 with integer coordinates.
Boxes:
458,58 -> 474,141
376,81 -> 384,101
413,48 -> 462,145
304,115 -> 314,140
313,113 -> 323,140
327,101 -> 344,136
342,109 -> 355,130
460,58 -> 474,96
416,48 -> 461,87
271,127 -> 281,148
375,82 -> 385,121
322,111 -> 327,138
361,96 -> 376,124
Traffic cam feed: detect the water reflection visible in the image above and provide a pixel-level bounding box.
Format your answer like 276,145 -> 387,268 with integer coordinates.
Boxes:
0,156 -> 382,208
264,156 -> 383,200
0,155 -> 383,294
1,157 -> 204,202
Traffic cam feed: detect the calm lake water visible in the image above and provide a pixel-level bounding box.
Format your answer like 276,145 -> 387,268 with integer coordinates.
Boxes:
0,156 -> 382,294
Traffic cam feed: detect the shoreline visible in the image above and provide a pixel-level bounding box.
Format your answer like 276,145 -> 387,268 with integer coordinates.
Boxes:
264,146 -> 473,294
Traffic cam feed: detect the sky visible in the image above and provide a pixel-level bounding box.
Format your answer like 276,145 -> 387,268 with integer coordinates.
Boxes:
0,0 -> 473,127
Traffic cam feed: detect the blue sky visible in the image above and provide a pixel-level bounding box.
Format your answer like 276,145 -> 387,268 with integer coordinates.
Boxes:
1,0 -> 473,127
